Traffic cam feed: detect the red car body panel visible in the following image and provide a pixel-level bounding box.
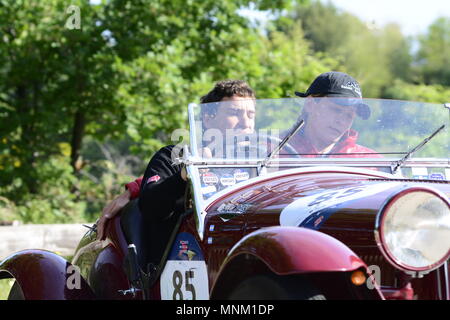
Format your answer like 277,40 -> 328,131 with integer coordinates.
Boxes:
223,226 -> 367,275
202,171 -> 450,300
0,250 -> 95,300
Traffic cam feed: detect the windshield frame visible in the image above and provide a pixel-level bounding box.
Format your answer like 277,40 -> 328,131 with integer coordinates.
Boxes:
183,99 -> 450,240
188,98 -> 449,162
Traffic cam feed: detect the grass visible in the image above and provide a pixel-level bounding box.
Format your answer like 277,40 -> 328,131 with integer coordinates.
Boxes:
0,278 -> 14,300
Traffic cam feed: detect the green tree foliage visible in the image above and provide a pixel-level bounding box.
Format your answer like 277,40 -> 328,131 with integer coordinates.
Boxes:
0,0 -> 120,189
380,24 -> 413,83
0,0 -> 447,224
384,80 -> 450,103
417,17 -> 450,86
279,0 -> 415,97
2,0 -> 332,223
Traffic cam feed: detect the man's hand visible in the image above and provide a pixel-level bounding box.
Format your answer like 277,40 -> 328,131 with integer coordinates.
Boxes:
96,189 -> 131,240
181,166 -> 188,181
201,147 -> 213,158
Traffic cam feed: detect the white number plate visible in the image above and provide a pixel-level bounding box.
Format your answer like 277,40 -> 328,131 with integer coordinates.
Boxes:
160,260 -> 209,300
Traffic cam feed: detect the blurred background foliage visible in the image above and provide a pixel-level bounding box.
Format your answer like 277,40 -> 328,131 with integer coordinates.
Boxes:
0,0 -> 449,224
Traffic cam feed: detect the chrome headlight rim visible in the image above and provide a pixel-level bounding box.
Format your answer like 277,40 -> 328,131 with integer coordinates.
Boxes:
375,186 -> 450,274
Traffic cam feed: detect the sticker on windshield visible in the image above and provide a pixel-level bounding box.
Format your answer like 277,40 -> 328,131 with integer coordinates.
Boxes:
220,174 -> 236,186
280,183 -> 401,227
429,173 -> 444,180
411,167 -> 428,178
234,169 -> 250,182
202,172 -> 219,184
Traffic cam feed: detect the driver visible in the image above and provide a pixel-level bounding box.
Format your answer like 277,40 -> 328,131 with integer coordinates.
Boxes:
289,71 -> 380,158
96,80 -> 256,239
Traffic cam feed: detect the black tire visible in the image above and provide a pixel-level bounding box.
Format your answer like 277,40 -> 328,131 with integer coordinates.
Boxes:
8,281 -> 25,300
227,274 -> 326,300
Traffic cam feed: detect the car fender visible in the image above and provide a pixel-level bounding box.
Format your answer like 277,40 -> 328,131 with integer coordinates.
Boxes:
0,249 -> 95,300
210,226 -> 377,298
228,226 -> 366,273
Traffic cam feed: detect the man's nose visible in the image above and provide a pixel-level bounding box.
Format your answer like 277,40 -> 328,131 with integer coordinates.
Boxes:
238,113 -> 252,129
335,112 -> 351,126
334,115 -> 345,126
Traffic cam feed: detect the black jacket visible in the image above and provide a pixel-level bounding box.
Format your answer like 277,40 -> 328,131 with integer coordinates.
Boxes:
138,145 -> 187,221
133,145 -> 187,268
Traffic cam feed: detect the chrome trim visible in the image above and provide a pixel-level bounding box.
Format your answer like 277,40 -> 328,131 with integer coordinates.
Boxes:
183,158 -> 450,167
444,261 -> 449,300
188,103 -> 199,158
186,164 -> 207,240
436,266 -> 443,300
374,186 -> 450,277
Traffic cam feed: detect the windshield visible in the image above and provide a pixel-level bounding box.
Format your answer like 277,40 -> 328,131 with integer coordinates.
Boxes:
187,98 -> 449,203
189,98 -> 449,161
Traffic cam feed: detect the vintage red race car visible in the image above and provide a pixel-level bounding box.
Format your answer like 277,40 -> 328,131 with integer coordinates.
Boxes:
1,97 -> 449,300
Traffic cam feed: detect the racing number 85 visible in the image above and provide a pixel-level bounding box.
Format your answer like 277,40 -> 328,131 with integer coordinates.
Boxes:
172,269 -> 196,300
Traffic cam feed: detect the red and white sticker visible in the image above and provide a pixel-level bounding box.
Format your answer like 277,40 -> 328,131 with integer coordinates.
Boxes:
147,175 -> 161,184
202,172 -> 219,184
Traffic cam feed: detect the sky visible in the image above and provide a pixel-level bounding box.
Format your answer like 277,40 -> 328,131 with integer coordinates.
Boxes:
328,0 -> 450,36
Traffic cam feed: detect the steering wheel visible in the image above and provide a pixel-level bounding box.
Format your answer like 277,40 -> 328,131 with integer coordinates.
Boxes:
223,133 -> 301,159
257,133 -> 301,158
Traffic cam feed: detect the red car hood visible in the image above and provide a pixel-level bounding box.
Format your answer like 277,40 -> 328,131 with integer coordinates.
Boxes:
205,169 -> 450,247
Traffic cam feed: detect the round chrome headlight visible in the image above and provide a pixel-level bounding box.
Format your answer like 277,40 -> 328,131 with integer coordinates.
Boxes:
375,187 -> 450,274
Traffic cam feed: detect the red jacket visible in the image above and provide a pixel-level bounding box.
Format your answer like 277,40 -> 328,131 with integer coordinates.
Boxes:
289,129 -> 382,158
125,177 -> 143,200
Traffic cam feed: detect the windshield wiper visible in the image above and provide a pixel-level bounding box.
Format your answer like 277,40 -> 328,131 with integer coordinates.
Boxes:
390,124 -> 445,174
258,118 -> 305,174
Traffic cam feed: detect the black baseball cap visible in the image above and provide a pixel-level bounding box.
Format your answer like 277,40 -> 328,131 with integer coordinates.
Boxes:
295,71 -> 371,120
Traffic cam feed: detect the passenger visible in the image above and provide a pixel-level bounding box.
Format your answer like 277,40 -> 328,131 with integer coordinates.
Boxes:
96,80 -> 256,240
290,71 -> 380,158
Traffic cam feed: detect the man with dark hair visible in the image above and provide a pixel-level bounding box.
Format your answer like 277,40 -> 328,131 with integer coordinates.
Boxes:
96,80 -> 256,239
201,79 -> 255,104
290,71 -> 379,157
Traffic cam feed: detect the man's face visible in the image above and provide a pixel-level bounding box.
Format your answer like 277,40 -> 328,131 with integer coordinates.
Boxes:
203,95 -> 256,135
304,97 -> 356,149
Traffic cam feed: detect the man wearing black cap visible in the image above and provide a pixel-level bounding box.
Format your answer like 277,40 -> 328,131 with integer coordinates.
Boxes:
290,71 -> 380,157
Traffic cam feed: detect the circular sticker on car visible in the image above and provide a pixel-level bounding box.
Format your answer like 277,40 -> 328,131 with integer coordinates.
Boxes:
202,172 -> 219,184
234,169 -> 250,182
220,174 -> 236,186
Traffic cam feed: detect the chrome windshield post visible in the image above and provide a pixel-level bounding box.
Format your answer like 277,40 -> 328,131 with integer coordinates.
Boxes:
186,163 -> 207,241
188,103 -> 200,158
186,103 -> 208,240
